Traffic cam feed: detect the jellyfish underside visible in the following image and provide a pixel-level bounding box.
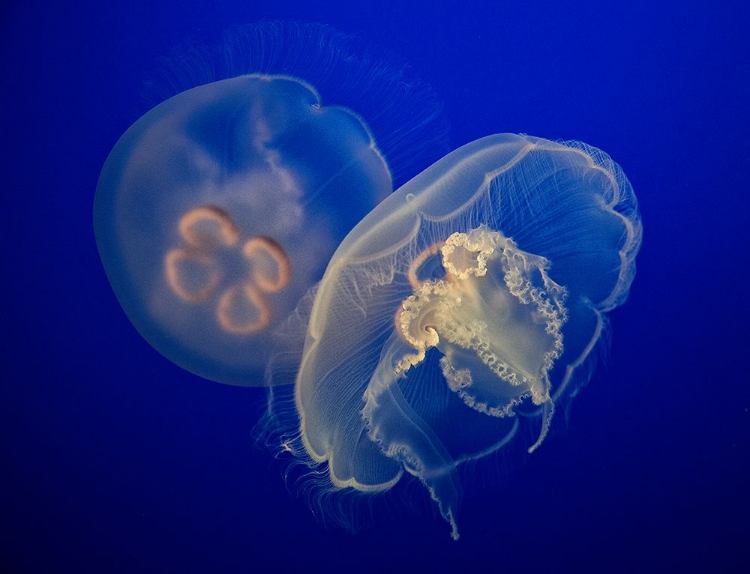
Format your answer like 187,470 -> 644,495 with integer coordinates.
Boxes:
94,74 -> 392,385
290,133 -> 642,539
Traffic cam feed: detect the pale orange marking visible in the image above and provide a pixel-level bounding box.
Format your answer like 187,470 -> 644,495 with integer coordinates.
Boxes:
164,248 -> 220,303
407,241 -> 445,289
216,282 -> 271,334
179,206 -> 239,248
242,236 -> 291,293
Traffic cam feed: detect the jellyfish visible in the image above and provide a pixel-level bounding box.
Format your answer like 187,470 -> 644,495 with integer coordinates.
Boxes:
272,133 -> 642,539
94,22 -> 448,385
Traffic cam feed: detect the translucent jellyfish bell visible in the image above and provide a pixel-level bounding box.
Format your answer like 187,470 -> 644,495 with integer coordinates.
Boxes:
94,22 -> 448,386
281,134 -> 642,539
95,74 -> 392,385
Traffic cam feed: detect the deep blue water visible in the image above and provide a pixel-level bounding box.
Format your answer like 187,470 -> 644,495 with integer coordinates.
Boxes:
2,0 -> 748,572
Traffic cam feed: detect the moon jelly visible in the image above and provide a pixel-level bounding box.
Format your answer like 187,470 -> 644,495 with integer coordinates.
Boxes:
276,133 -> 642,539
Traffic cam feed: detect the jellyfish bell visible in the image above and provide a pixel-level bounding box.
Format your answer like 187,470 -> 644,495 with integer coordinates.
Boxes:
95,74 -> 389,385
94,22 -> 448,386
275,133 -> 642,539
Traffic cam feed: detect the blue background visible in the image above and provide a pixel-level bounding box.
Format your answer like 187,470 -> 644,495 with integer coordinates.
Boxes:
2,0 -> 748,571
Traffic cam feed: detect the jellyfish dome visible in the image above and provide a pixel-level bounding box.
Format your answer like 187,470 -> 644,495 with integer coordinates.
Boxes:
279,133 -> 642,539
95,75 -> 392,385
